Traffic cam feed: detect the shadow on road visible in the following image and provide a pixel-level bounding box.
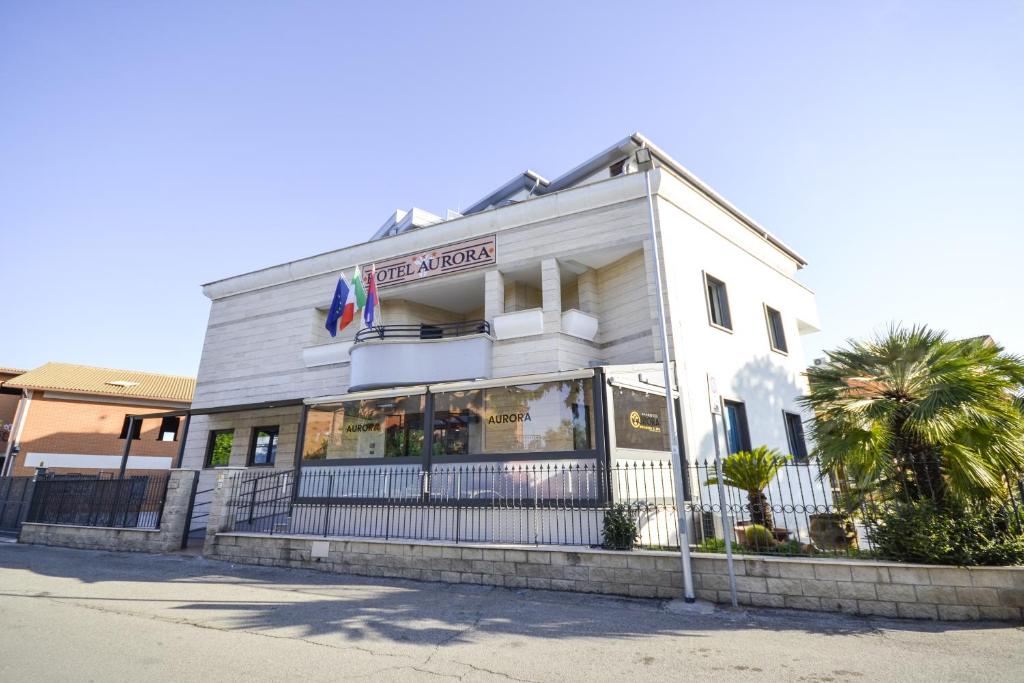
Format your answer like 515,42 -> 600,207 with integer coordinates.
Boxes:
0,542 -> 1015,650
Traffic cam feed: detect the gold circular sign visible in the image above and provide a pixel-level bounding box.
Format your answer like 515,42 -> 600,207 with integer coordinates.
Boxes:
629,410 -> 642,429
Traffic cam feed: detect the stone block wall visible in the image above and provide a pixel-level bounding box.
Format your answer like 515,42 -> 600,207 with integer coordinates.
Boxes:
204,532 -> 1024,621
690,555 -> 1024,621
19,469 -> 198,553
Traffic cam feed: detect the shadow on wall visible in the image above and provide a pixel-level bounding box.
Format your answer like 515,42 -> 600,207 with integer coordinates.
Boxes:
0,545 -> 1007,638
694,355 -> 806,465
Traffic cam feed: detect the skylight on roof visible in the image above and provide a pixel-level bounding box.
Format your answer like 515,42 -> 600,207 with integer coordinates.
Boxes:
105,380 -> 140,388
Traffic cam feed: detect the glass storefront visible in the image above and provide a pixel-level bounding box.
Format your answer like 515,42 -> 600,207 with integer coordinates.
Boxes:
303,377 -> 595,463
303,395 -> 425,461
432,378 -> 593,457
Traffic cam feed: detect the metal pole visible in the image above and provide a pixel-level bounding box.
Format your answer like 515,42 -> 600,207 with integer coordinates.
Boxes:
174,413 -> 192,469
118,417 -> 135,479
710,405 -> 739,608
641,157 -> 696,602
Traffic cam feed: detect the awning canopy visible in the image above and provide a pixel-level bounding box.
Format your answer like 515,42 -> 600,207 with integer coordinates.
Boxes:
126,397 -> 306,420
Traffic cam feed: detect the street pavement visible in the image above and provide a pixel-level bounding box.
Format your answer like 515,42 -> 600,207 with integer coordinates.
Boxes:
0,542 -> 1022,682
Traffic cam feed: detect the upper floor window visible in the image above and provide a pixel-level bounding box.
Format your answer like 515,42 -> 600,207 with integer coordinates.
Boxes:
723,400 -> 751,454
249,426 -> 279,466
705,274 -> 732,330
765,305 -> 788,353
784,412 -> 808,462
118,416 -> 142,440
158,416 -> 180,442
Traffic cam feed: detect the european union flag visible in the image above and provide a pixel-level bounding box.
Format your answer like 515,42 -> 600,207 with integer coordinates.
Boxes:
325,277 -> 349,337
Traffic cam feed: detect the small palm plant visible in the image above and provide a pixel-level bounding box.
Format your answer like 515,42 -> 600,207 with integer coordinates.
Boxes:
706,446 -> 790,531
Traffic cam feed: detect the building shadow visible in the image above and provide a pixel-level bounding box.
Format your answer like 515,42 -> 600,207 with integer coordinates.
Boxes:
0,544 -> 1013,641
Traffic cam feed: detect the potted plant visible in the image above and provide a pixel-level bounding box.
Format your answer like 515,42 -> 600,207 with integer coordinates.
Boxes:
706,446 -> 791,542
808,513 -> 857,550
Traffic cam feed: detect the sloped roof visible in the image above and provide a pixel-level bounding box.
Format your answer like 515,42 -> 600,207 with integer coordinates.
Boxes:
0,367 -> 27,376
6,362 -> 195,403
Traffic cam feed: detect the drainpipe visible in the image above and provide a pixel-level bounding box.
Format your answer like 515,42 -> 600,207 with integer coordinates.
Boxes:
637,148 -> 696,602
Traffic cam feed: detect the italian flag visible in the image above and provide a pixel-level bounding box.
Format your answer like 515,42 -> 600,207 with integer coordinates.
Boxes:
339,266 -> 367,331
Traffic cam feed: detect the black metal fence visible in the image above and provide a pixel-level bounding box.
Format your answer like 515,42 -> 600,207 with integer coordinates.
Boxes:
0,476 -> 35,534
226,462 -> 679,547
223,459 -> 1024,558
26,472 -> 171,529
686,458 -> 1024,559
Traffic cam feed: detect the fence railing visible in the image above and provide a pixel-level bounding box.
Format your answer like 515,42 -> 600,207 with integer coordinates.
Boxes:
353,319 -> 490,343
26,472 -> 171,529
221,459 -> 1024,557
225,462 -> 678,547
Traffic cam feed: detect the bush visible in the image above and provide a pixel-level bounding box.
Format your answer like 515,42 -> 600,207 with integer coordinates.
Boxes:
695,537 -> 726,553
602,504 -> 639,550
741,524 -> 776,551
865,499 -> 1024,566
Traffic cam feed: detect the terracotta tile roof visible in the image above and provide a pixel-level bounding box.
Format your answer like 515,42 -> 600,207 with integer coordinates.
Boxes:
0,367 -> 27,376
6,362 -> 194,403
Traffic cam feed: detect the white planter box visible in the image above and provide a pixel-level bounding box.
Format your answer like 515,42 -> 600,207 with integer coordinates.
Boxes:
561,309 -> 599,342
492,309 -> 544,340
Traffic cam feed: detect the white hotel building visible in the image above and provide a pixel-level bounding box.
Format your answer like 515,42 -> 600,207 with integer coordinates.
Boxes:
180,133 -> 820,542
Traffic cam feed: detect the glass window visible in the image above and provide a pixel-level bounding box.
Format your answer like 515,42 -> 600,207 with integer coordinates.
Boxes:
766,306 -> 788,353
205,429 -> 234,468
706,274 -> 732,330
158,416 -> 180,442
249,426 -> 279,466
612,386 -> 671,452
723,400 -> 751,454
303,395 -> 425,461
784,412 -> 808,462
432,378 -> 594,456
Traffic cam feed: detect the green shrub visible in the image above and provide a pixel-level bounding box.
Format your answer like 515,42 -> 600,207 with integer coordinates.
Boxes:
695,537 -> 726,553
865,499 -> 1024,566
741,524 -> 776,551
602,504 -> 639,551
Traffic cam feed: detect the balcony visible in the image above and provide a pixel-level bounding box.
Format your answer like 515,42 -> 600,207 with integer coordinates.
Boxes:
348,320 -> 493,391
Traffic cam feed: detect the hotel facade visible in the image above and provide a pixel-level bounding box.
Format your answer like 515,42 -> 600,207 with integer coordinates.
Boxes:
180,134 -> 819,541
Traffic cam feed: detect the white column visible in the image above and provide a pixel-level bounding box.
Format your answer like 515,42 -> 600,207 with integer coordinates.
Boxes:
541,258 -> 561,333
484,269 -> 505,322
577,268 -> 598,315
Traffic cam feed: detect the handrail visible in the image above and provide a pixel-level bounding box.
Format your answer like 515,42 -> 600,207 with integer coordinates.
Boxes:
354,319 -> 491,344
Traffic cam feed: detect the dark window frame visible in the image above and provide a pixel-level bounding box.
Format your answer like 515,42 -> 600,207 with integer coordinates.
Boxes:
248,425 -> 280,467
784,411 -> 808,462
204,429 -> 235,469
722,400 -> 751,454
118,416 -> 143,440
765,305 -> 788,354
157,416 -> 181,442
704,272 -> 733,331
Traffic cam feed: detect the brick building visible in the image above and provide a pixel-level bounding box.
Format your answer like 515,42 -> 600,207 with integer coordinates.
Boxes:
1,363 -> 195,477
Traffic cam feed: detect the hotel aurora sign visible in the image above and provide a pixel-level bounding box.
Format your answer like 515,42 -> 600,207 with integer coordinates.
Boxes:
364,235 -> 497,289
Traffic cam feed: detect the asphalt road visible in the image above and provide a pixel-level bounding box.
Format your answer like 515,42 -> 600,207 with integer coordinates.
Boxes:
0,542 -> 1022,682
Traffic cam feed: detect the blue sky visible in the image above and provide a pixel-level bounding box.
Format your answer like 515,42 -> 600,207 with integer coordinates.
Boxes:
2,2 -> 1022,376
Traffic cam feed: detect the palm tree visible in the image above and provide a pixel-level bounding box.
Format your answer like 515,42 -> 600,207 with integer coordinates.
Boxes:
706,446 -> 790,530
800,325 -> 1024,504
